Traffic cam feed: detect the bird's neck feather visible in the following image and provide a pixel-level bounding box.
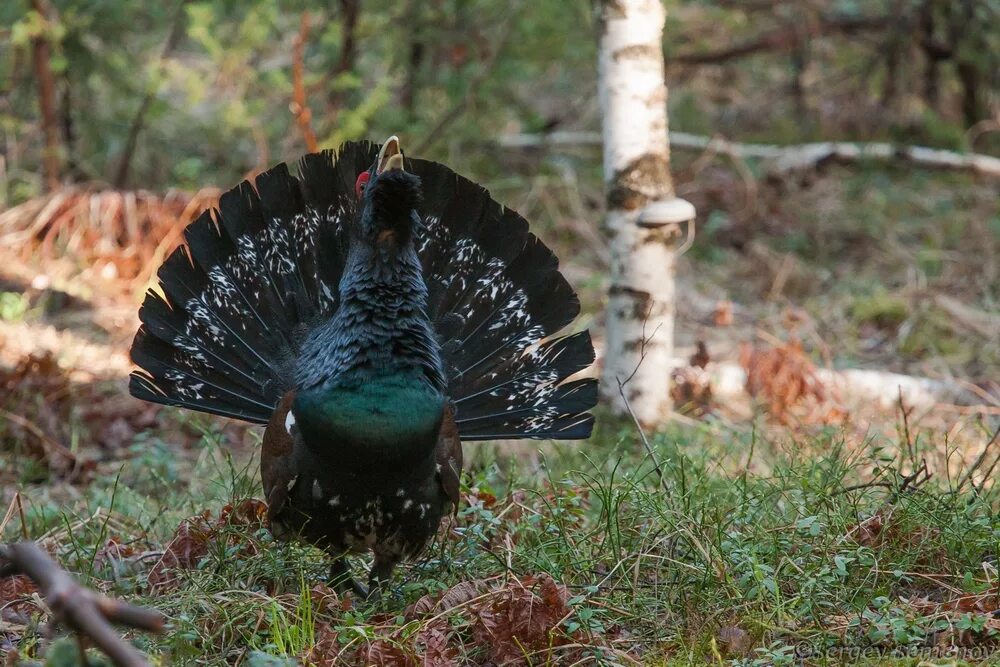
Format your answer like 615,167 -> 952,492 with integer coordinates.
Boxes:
294,237 -> 445,394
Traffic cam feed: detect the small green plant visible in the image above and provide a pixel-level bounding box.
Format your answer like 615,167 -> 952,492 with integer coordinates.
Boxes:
0,291 -> 30,321
850,290 -> 909,330
254,572 -> 316,658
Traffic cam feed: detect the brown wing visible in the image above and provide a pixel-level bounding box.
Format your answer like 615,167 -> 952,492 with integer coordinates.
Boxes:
261,391 -> 298,533
435,403 -> 463,513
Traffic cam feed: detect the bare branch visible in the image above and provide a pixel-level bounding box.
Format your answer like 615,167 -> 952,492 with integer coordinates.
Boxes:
956,426 -> 1000,493
617,307 -> 667,491
0,541 -> 163,667
113,0 -> 188,188
670,13 -> 892,65
496,131 -> 1000,182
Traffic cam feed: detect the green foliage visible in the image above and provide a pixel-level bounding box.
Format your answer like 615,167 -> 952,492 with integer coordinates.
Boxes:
0,0 -> 600,199
850,290 -> 909,330
0,291 -> 31,321
252,573 -> 316,657
16,637 -> 114,667
7,415 -> 1000,663
4,0 -> 988,204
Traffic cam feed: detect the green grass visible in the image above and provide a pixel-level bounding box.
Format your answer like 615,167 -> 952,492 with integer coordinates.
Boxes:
4,413 -> 999,665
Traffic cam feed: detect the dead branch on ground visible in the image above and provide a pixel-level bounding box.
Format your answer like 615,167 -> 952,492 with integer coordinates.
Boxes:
496,131 -> 1000,181
0,541 -> 163,667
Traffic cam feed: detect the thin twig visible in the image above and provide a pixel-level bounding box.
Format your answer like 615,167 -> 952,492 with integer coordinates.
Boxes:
617,379 -> 667,491
0,406 -> 76,469
955,425 -> 1000,493
834,460 -> 931,497
897,386 -> 915,465
0,541 -> 163,667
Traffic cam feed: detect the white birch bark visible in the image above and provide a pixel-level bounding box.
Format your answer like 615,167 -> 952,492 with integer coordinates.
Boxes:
598,0 -> 677,426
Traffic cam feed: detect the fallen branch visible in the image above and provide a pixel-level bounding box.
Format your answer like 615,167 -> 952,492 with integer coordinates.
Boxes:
0,541 -> 163,667
496,131 -> 1000,181
708,359 -> 987,412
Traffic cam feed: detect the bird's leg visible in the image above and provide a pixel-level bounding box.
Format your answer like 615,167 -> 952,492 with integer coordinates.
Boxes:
329,557 -> 368,598
366,553 -> 400,601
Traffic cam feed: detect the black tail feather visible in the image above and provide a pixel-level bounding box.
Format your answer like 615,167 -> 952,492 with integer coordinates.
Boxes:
129,142 -> 377,423
131,141 -> 597,440
409,157 -> 597,440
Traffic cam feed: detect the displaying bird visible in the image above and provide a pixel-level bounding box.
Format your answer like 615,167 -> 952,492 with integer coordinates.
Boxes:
129,136 -> 597,597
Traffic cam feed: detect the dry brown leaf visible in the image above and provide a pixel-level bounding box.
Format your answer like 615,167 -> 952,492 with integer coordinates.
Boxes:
468,573 -> 574,665
408,579 -> 492,616
714,300 -> 734,327
717,624 -> 751,657
740,337 -> 844,425
147,499 -> 267,590
0,575 -> 37,621
0,187 -> 219,287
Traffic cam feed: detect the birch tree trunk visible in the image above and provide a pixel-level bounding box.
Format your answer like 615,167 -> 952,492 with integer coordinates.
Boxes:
598,0 -> 677,426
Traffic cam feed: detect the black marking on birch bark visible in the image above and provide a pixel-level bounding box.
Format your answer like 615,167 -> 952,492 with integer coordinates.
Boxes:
600,0 -> 628,20
609,285 -> 652,320
613,44 -> 663,62
607,154 -> 672,210
640,224 -> 684,244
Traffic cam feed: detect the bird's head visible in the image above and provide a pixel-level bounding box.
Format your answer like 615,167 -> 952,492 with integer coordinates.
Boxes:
353,135 -> 422,249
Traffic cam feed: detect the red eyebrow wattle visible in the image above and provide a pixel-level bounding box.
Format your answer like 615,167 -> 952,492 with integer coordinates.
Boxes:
355,172 -> 370,198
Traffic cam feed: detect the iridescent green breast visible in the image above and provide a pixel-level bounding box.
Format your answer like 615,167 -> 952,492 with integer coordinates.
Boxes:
293,370 -> 446,454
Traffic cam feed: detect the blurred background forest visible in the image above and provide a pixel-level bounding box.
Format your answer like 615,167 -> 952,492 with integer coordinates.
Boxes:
1,0 -> 998,195
1,1 -> 1000,663
2,0 -> 997,395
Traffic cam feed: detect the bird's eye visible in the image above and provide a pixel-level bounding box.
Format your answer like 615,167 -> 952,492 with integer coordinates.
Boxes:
355,172 -> 371,199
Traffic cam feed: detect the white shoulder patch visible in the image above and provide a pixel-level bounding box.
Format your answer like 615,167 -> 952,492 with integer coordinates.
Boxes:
284,410 -> 296,434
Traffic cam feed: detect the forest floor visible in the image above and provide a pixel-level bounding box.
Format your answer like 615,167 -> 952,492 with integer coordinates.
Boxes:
1,158 -> 998,665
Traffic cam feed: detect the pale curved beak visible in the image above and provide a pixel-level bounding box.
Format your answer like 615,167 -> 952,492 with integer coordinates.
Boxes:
376,135 -> 404,173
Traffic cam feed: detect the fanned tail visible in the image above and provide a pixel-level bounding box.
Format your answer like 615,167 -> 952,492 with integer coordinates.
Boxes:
129,143 -> 378,423
410,159 -> 598,440
131,141 -> 597,439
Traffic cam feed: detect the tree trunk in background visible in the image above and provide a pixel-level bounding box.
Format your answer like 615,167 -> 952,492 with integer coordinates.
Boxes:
327,0 -> 360,115
598,0 -> 676,426
113,0 -> 188,188
31,0 -> 60,192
